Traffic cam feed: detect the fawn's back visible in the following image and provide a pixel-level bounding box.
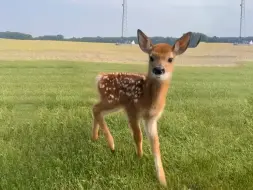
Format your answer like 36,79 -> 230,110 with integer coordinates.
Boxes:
96,72 -> 146,105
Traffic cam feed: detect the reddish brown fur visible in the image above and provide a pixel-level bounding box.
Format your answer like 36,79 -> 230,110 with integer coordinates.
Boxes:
96,72 -> 146,105
152,43 -> 173,56
91,29 -> 194,187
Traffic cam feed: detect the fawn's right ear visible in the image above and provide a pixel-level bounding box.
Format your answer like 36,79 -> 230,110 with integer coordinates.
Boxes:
137,29 -> 153,54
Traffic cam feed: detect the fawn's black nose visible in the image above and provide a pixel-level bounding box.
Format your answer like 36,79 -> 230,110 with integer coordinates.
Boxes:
152,67 -> 165,75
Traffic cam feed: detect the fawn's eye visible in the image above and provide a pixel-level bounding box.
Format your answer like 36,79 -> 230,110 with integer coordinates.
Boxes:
168,58 -> 173,63
149,56 -> 154,62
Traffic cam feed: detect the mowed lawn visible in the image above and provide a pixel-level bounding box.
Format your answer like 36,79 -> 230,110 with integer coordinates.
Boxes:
0,60 -> 253,190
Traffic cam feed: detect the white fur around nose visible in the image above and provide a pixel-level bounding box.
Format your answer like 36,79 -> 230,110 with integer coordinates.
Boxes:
152,72 -> 172,81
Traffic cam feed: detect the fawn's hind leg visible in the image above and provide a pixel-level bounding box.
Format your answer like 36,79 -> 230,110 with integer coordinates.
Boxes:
92,102 -> 118,152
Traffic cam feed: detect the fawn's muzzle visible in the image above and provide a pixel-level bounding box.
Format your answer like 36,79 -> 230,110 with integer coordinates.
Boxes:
152,67 -> 165,75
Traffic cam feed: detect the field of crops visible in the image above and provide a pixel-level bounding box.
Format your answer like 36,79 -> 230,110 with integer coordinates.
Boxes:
0,39 -> 253,190
1,38 -> 253,66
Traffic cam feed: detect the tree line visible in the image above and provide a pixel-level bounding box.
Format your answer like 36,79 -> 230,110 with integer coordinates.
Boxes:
0,31 -> 252,46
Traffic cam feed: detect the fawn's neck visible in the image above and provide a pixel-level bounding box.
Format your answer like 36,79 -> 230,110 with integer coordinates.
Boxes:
143,78 -> 170,113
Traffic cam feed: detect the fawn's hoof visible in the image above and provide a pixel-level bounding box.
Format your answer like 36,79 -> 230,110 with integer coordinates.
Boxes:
136,151 -> 143,158
91,135 -> 99,141
91,131 -> 99,141
159,179 -> 167,187
158,173 -> 167,187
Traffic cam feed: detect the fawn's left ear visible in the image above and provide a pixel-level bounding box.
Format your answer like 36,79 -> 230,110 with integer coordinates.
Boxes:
137,29 -> 153,54
172,32 -> 192,55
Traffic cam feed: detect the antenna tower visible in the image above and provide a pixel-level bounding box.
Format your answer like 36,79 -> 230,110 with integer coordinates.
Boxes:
121,0 -> 128,40
239,0 -> 245,41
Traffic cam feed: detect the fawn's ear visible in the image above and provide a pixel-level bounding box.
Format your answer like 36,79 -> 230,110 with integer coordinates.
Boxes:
172,32 -> 192,55
137,29 -> 153,54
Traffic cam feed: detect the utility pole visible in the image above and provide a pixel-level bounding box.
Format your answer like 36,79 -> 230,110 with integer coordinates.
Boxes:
239,0 -> 245,42
121,0 -> 127,42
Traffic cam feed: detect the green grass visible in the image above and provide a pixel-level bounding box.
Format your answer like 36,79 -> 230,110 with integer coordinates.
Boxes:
0,60 -> 253,190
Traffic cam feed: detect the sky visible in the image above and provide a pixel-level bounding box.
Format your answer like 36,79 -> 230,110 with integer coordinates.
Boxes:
0,0 -> 252,38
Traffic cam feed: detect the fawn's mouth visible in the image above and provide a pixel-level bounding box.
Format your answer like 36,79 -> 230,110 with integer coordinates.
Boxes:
152,72 -> 171,81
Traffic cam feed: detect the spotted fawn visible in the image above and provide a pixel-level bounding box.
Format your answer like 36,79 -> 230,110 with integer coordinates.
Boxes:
91,29 -> 200,187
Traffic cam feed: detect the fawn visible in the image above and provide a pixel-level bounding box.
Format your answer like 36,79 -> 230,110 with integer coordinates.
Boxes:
92,29 -> 199,187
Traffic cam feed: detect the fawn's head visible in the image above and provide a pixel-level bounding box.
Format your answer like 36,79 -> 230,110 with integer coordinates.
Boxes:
137,29 -> 192,82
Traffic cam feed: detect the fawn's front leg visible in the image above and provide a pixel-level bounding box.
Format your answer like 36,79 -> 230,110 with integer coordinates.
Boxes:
144,117 -> 167,187
126,110 -> 143,158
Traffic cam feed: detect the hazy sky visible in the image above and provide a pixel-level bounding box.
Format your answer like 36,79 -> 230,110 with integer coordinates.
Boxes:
0,0 -> 252,38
